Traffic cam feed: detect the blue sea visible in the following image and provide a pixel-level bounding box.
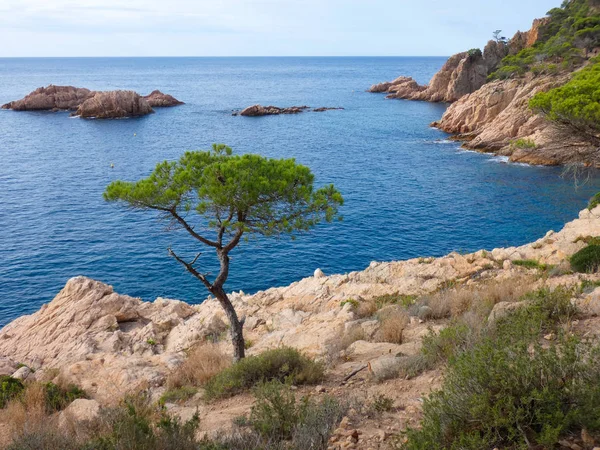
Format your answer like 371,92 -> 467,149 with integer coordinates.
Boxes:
0,57 -> 598,327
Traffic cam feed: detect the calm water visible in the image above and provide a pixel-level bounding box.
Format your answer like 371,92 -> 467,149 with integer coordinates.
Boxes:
1,57 -> 598,327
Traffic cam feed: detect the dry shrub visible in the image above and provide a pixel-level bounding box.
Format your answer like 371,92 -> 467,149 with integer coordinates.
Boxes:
375,308 -> 409,344
1,382 -> 48,438
167,343 -> 231,389
419,276 -> 536,321
356,299 -> 377,319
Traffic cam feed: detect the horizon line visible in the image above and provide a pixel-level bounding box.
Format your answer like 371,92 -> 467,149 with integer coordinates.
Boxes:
0,55 -> 451,59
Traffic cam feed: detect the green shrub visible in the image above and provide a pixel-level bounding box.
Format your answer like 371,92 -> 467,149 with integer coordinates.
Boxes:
44,382 -> 87,412
204,347 -> 324,401
510,138 -> 537,149
530,57 -> 600,145
159,386 -> 198,405
372,293 -> 418,309
512,259 -> 551,270
0,376 -> 25,408
421,322 -> 477,365
340,298 -> 359,309
89,393 -> 200,450
371,394 -> 394,413
248,381 -> 307,440
588,192 -> 600,210
571,244 -> 600,273
240,381 -> 346,449
467,48 -> 482,59
6,430 -> 81,450
399,299 -> 600,450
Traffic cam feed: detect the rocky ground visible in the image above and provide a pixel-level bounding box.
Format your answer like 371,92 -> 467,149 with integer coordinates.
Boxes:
1,206 -> 600,448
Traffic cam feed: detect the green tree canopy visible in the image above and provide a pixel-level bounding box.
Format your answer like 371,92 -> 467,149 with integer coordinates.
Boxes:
104,144 -> 343,360
530,58 -> 600,146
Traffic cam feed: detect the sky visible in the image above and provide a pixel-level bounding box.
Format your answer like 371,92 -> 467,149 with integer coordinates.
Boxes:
0,0 -> 561,57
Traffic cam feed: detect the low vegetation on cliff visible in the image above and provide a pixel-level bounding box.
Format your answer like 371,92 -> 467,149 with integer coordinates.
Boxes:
490,0 -> 600,80
530,56 -> 600,147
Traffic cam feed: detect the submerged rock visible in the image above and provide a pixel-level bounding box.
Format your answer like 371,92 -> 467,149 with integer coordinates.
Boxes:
1,85 -> 95,111
238,104 -> 310,116
73,91 -> 154,119
235,104 -> 343,116
143,90 -> 184,107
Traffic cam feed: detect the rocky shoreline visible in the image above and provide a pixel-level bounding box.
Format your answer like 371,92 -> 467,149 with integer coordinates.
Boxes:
2,85 -> 184,119
1,205 -> 600,443
369,18 -> 600,167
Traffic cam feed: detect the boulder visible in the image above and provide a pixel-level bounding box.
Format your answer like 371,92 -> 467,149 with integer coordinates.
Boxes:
2,85 -> 95,111
0,357 -> 17,376
488,301 -> 527,323
143,90 -> 184,107
11,366 -> 31,380
58,399 -> 101,429
73,91 -> 154,119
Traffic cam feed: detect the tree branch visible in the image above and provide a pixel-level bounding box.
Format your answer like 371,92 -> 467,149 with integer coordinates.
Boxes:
168,247 -> 213,291
169,209 -> 220,248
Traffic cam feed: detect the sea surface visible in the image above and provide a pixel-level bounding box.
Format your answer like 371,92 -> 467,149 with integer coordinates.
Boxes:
1,57 -> 599,327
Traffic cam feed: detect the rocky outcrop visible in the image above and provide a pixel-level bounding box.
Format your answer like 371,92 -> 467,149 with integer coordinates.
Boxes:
234,105 -> 344,116
369,41 -> 508,103
1,205 -> 600,403
238,105 -> 309,116
431,73 -> 599,166
143,90 -> 184,107
72,91 -> 154,119
3,86 -> 183,118
370,19 -> 549,104
1,85 -> 95,111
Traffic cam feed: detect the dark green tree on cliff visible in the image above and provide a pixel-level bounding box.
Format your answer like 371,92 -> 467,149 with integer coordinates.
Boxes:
104,144 -> 343,361
530,58 -> 600,148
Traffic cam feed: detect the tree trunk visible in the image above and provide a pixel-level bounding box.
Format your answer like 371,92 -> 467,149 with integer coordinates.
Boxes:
213,287 -> 245,361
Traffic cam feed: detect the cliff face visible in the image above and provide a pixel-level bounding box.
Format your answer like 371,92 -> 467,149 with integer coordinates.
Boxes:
370,41 -> 508,103
432,73 -> 598,165
432,72 -> 600,166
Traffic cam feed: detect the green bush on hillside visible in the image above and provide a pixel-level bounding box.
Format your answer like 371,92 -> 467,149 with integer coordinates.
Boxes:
398,290 -> 600,450
530,58 -> 600,146
490,0 -> 597,79
44,382 -> 87,412
589,192 -> 600,210
204,347 -> 324,401
0,376 -> 24,409
571,244 -> 600,273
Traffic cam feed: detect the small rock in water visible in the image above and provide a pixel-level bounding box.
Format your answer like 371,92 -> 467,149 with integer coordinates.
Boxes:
314,268 -> 325,278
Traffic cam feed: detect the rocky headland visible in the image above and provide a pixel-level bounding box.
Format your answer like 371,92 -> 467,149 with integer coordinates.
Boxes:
2,85 -> 183,119
369,40 -> 508,103
370,14 -> 600,167
234,104 -> 344,116
1,205 -> 600,445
